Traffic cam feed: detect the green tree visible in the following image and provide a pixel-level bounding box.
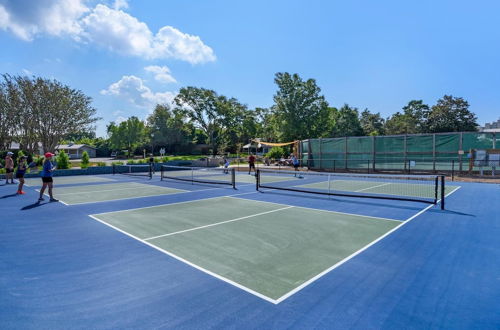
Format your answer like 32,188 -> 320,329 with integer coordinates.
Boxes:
402,100 -> 430,133
360,109 -> 385,136
271,72 -> 330,141
330,104 -> 364,137
174,87 -> 246,155
81,151 -> 90,169
384,112 -> 409,135
56,150 -> 70,169
147,104 -> 195,154
1,75 -> 99,153
426,95 -> 478,132
107,117 -> 148,156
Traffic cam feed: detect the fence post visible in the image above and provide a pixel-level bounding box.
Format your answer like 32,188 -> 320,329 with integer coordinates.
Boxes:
459,132 -> 463,173
372,136 -> 376,172
319,138 -> 322,171
432,133 -> 436,172
344,136 -> 348,170
452,160 -> 455,181
403,134 -> 407,173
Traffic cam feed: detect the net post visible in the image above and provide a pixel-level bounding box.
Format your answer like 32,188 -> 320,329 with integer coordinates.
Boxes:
231,168 -> 236,189
256,169 -> 260,191
440,175 -> 445,210
434,176 -> 439,206
112,164 -> 116,175
160,165 -> 164,181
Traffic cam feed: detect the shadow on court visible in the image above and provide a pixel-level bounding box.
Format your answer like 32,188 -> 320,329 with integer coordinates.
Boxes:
1,193 -> 18,199
21,202 -> 49,210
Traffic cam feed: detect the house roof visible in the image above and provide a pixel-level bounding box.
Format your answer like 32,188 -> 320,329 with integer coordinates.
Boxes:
57,144 -> 96,150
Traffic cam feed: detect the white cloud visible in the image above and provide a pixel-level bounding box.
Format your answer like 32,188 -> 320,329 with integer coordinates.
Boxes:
144,65 -> 177,84
22,68 -> 32,75
0,0 -> 88,41
112,110 -> 124,116
113,0 -> 128,10
101,75 -> 176,108
80,5 -> 215,64
0,1 -> 216,64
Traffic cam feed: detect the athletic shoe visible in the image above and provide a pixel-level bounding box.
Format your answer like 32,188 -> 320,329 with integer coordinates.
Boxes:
38,197 -> 44,202
19,191 -> 26,194
49,198 -> 58,202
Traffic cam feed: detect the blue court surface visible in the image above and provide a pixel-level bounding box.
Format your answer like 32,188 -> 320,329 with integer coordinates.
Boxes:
1,170 -> 499,329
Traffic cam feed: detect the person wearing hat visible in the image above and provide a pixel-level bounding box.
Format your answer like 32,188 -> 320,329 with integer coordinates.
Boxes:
38,152 -> 58,202
4,152 -> 15,184
15,156 -> 28,194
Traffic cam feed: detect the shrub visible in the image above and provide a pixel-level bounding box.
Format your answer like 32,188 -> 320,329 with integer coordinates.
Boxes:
81,151 -> 90,169
266,147 -> 286,160
56,150 -> 70,169
112,161 -> 124,166
96,161 -> 106,167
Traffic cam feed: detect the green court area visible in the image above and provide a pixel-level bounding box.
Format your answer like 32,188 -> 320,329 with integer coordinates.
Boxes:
45,182 -> 184,205
25,175 -> 115,186
296,180 -> 458,198
91,197 -> 401,301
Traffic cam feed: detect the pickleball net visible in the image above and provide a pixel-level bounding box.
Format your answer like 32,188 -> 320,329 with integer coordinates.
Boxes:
161,165 -> 236,188
256,169 -> 446,209
112,164 -> 153,179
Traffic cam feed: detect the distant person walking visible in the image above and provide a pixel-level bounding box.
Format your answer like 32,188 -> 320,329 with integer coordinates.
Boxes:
38,152 -> 58,203
4,152 -> 15,184
248,153 -> 256,175
223,157 -> 230,174
290,154 -> 300,176
149,154 -> 155,174
16,156 -> 28,194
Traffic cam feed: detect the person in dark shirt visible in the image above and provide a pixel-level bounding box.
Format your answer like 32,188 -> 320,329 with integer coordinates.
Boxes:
15,156 -> 27,194
38,152 -> 58,203
248,153 -> 256,175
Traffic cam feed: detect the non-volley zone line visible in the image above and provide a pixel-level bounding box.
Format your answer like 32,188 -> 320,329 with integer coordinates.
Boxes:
90,197 -> 414,304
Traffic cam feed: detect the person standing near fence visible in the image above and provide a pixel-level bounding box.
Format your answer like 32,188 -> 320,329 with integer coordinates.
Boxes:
290,154 -> 300,176
4,152 -> 15,184
248,153 -> 256,175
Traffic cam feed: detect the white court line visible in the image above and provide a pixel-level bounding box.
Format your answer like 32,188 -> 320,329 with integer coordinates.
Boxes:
92,191 -> 260,216
354,182 -> 392,192
48,183 -> 252,207
144,206 -> 294,241
88,214 -> 279,304
227,196 -> 403,223
49,185 -> 179,196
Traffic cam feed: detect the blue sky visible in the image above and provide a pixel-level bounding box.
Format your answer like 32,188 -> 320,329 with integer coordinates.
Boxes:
1,0 -> 499,137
